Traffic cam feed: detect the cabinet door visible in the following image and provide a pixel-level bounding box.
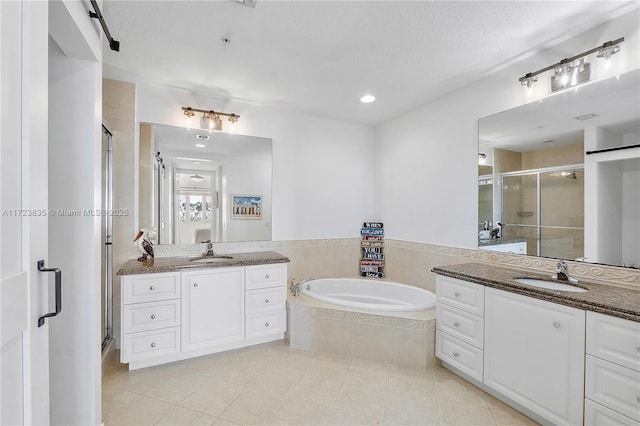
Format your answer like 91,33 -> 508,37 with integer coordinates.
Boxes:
484,287 -> 585,425
182,267 -> 245,352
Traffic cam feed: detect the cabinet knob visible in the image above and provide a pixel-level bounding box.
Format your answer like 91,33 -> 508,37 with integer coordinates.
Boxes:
453,352 -> 459,358
265,274 -> 270,279
454,292 -> 460,297
150,285 -> 155,291
194,282 -> 198,287
552,321 -> 560,328
454,322 -> 460,328
265,299 -> 270,304
265,322 -> 270,327
150,342 -> 156,348
151,314 -> 156,320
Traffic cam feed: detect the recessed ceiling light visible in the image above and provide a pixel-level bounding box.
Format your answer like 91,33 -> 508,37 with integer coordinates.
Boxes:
195,143 -> 206,148
360,95 -> 376,103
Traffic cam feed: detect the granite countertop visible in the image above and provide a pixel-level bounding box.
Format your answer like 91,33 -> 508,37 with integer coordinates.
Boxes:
117,251 -> 290,275
432,262 -> 640,322
478,238 -> 527,246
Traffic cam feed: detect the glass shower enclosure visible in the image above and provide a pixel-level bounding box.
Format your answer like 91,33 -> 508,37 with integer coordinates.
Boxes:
501,166 -> 584,261
101,124 -> 113,352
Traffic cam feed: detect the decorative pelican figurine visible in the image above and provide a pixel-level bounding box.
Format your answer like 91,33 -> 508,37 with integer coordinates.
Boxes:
133,228 -> 154,261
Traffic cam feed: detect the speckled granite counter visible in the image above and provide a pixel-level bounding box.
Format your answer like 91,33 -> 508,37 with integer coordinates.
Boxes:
117,251 -> 290,275
432,262 -> 640,322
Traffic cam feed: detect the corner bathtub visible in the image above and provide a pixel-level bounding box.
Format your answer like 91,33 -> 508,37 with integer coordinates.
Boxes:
298,277 -> 436,312
288,278 -> 438,370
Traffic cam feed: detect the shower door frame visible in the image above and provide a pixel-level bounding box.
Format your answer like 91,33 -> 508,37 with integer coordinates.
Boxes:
500,163 -> 584,258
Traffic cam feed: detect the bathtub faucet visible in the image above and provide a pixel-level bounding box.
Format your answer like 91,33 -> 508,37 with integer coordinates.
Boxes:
290,278 -> 313,296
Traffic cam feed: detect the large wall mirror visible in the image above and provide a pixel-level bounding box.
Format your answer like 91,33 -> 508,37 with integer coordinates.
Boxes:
478,70 -> 639,268
139,123 -> 273,245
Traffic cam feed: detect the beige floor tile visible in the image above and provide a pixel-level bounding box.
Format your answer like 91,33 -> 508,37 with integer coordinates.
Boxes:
309,353 -> 352,377
179,379 -> 244,417
385,392 -> 439,425
437,399 -> 496,426
105,395 -> 174,425
250,365 -> 303,394
334,384 -> 388,419
129,368 -> 210,404
212,418 -> 240,426
102,384 -> 140,420
155,406 -> 216,425
325,407 -> 385,425
388,366 -> 434,397
489,402 -> 540,426
269,348 -> 316,371
173,353 -> 238,378
291,371 -> 345,405
271,397 -> 331,425
219,386 -> 285,425
345,359 -> 390,390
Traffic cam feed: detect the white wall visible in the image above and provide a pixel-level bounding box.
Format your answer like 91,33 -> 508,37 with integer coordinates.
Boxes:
374,9 -> 639,249
136,84 -> 375,241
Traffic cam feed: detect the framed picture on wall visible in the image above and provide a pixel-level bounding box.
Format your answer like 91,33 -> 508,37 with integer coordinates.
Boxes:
231,194 -> 262,219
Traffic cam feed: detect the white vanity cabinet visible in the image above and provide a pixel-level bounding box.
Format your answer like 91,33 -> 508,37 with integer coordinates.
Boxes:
435,275 -> 485,381
120,261 -> 288,370
181,267 -> 245,352
484,287 -> 586,425
120,272 -> 182,364
584,311 -> 640,425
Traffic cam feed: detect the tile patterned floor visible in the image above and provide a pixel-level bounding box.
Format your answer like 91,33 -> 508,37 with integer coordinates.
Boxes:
102,341 -> 539,425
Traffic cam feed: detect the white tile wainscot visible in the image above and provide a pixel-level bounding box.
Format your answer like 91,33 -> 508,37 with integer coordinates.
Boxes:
120,263 -> 287,370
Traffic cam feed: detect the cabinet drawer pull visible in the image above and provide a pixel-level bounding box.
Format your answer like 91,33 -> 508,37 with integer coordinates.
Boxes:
150,314 -> 156,320
150,285 -> 155,291
552,321 -> 560,328
265,299 -> 270,304
193,282 -> 198,287
265,274 -> 270,279
454,292 -> 460,297
150,342 -> 156,348
265,322 -> 270,327
453,352 -> 459,358
454,322 -> 460,327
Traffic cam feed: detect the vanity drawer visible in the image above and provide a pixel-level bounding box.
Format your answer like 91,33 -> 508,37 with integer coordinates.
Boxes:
585,355 -> 640,422
585,399 -> 640,426
121,326 -> 180,363
122,272 -> 180,304
436,303 -> 484,349
245,264 -> 287,290
436,330 -> 483,382
587,311 -> 640,372
123,299 -> 180,333
246,311 -> 286,338
246,286 -> 287,314
436,275 -> 485,316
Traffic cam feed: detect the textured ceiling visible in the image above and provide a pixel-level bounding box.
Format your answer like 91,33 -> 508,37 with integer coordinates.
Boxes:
102,1 -> 635,125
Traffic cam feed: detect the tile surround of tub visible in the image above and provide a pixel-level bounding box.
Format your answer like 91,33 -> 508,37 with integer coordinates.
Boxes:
288,298 -> 437,370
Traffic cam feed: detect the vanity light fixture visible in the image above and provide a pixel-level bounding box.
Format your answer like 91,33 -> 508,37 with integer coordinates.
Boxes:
478,153 -> 487,165
518,37 -> 624,91
182,107 -> 240,131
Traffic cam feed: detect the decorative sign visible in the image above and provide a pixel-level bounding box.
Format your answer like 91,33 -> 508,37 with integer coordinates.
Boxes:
361,240 -> 384,248
231,194 -> 262,219
360,221 -> 385,278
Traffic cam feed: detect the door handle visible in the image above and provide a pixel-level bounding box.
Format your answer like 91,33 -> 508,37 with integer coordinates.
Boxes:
37,260 -> 62,327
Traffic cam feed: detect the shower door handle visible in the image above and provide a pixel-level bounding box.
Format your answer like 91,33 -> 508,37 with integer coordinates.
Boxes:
37,260 -> 62,327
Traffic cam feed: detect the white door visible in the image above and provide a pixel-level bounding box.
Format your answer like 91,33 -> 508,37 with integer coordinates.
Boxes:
1,1 -> 50,424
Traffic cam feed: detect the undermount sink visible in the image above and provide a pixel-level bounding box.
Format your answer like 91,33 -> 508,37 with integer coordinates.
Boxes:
514,278 -> 588,293
189,255 -> 234,263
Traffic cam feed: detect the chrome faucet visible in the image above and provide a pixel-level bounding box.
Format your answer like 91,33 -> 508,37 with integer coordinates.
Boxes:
290,279 -> 300,296
555,261 -> 578,283
203,242 -> 215,257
